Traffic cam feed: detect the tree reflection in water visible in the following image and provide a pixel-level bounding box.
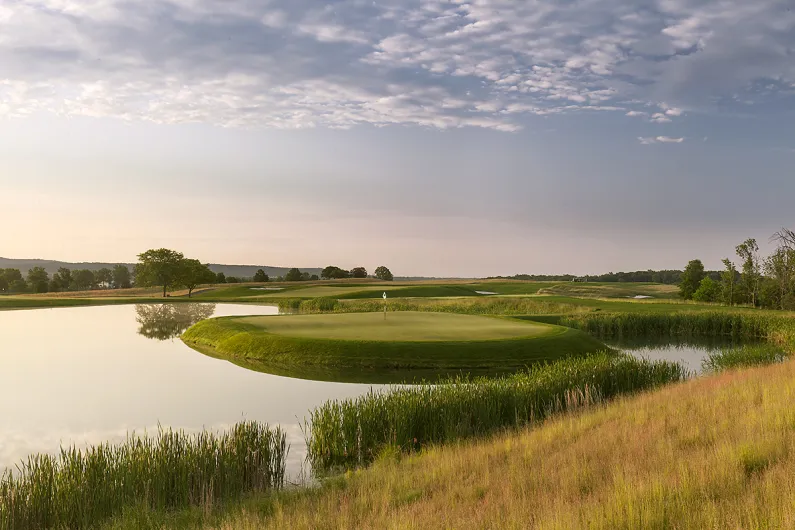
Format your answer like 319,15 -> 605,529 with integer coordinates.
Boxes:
135,303 -> 216,341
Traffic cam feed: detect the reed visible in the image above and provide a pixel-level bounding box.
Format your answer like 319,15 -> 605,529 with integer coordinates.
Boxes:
306,354 -> 687,471
702,344 -> 789,372
561,312 -> 773,340
0,422 -> 287,530
278,296 -> 586,316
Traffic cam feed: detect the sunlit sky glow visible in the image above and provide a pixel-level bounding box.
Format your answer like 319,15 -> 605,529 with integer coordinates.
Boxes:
1,0 -> 793,276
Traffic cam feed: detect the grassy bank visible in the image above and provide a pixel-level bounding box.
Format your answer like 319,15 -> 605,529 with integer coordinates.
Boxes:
307,354 -> 687,470
279,296 -> 590,316
97,356 -> 795,529
0,422 -> 287,530
181,313 -> 608,376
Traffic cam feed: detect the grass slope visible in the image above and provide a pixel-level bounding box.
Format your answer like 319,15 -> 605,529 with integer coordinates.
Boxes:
102,359 -> 795,529
181,312 -> 608,374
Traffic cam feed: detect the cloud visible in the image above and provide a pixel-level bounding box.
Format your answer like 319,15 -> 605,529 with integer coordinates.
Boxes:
0,0 -> 791,131
639,136 -> 686,144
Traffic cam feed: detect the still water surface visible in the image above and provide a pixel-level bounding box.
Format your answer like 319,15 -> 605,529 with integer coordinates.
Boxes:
0,303 -> 382,478
1,304 -> 744,477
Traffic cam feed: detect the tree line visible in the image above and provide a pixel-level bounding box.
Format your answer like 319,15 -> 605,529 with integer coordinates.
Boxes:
490,270 -> 719,284
679,229 -> 795,310
0,252 -> 396,295
0,265 -> 131,294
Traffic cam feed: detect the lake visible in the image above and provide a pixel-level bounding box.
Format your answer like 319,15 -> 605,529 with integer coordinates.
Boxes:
0,303 -> 749,479
0,303 -> 382,480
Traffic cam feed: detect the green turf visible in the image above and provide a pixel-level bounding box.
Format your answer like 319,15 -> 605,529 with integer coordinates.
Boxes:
236,312 -> 547,341
338,285 -> 483,299
181,312 -> 609,379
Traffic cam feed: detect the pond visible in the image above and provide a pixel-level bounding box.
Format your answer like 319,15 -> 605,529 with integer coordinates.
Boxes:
0,303 -> 384,480
606,335 -> 770,375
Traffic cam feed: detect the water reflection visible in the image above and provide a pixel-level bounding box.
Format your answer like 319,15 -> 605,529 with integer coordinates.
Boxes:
135,303 -> 216,340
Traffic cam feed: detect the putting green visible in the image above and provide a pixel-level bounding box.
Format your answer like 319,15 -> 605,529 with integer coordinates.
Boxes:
235,312 -> 548,341
182,310 -> 611,382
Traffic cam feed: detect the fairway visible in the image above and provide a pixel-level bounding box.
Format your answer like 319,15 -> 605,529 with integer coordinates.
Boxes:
236,312 -> 548,341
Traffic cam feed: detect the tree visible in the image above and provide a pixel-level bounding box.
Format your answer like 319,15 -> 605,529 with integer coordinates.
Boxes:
692,277 -> 721,302
72,269 -> 97,291
27,267 -> 50,294
52,267 -> 73,291
112,265 -> 132,289
765,248 -> 795,310
374,266 -> 393,281
253,269 -> 269,282
95,268 -> 114,289
0,276 -> 8,292
721,258 -> 738,306
285,268 -> 303,282
678,260 -> 705,300
226,276 -> 241,283
135,303 -> 216,341
350,267 -> 368,278
215,272 -> 226,284
321,266 -> 349,279
47,279 -> 61,293
310,274 -> 319,281
179,259 -> 216,297
134,248 -> 185,297
736,238 -> 761,306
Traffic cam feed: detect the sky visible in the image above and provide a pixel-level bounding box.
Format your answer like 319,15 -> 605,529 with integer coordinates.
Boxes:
0,0 -> 793,277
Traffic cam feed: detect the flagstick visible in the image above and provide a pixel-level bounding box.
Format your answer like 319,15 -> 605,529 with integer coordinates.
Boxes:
383,292 -> 387,320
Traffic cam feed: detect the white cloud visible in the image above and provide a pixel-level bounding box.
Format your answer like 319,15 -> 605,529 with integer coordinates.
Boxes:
0,0 -> 791,132
639,136 -> 686,144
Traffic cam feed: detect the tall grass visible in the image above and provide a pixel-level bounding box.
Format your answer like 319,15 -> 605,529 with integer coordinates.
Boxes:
306,354 -> 687,471
279,297 -> 586,316
0,422 -> 287,530
702,344 -> 788,372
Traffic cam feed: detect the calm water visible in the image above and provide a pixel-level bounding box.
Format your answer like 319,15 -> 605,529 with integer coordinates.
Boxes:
0,303 -> 383,478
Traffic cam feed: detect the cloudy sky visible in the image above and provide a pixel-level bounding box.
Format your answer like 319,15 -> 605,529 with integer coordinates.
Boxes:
1,0 -> 793,276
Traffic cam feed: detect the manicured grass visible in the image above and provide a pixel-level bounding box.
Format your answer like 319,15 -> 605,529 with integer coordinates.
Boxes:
338,285 -> 483,299
181,312 -> 609,376
100,356 -> 795,529
537,282 -> 681,299
235,312 -> 549,341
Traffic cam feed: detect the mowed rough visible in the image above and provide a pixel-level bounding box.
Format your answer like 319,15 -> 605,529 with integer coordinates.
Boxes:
235,312 -> 549,341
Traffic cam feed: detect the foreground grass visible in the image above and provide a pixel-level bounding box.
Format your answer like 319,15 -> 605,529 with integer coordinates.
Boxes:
307,354 -> 686,470
0,423 -> 287,530
103,359 -> 795,529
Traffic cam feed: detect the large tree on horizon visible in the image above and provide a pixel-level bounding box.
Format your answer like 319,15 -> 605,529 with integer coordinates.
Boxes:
679,259 -> 705,300
135,248 -> 185,296
180,259 -> 216,297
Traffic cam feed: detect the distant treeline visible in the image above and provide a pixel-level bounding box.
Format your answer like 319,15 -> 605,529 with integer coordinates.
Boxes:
0,265 -> 132,294
489,270 -> 722,285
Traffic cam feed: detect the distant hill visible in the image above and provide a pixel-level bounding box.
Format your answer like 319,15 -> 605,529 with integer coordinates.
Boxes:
0,257 -> 323,279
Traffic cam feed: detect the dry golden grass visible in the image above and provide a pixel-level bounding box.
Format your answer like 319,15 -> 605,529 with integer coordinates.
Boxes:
208,360 -> 795,529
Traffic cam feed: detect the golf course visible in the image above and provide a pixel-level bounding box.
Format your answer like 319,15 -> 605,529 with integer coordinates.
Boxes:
181,311 -> 608,378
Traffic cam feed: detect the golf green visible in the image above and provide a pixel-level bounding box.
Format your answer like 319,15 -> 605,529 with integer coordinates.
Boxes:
182,311 -> 611,382
234,312 -> 549,341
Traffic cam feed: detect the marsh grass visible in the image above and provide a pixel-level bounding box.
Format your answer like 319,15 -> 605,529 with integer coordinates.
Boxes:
0,422 -> 287,530
306,354 -> 687,471
703,344 -> 788,372
279,296 -> 587,316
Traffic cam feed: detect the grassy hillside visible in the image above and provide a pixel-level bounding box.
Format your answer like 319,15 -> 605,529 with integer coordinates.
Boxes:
102,359 -> 795,529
